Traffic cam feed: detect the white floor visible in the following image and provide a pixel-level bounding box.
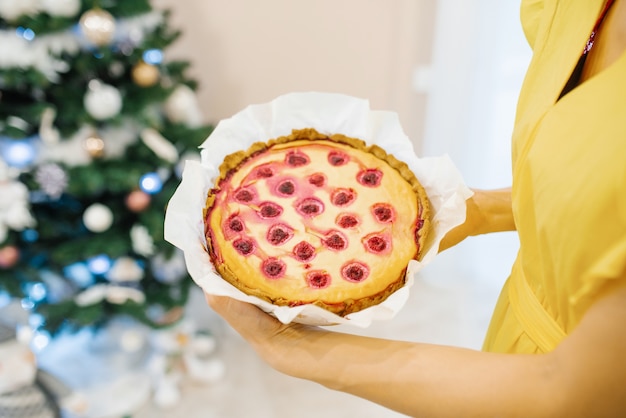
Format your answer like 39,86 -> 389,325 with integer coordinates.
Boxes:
36,234 -> 516,418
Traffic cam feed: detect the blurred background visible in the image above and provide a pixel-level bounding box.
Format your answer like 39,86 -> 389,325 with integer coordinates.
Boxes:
0,1 -> 529,417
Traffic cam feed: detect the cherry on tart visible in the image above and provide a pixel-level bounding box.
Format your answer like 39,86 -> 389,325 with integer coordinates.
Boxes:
266,223 -> 294,246
295,197 -> 324,218
331,188 -> 356,207
336,213 -> 360,229
204,128 -> 431,317
293,241 -> 316,262
357,168 -> 383,187
275,179 -> 296,196
306,270 -> 331,289
321,230 -> 348,251
308,173 -> 326,187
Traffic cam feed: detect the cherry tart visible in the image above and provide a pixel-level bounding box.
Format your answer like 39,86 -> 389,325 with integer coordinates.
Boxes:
204,128 -> 430,316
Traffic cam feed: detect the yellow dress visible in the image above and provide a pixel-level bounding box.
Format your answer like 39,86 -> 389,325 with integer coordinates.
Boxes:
482,0 -> 626,353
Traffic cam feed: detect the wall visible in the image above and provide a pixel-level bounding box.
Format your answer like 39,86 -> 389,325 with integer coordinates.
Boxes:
421,0 -> 530,290
153,0 -> 436,151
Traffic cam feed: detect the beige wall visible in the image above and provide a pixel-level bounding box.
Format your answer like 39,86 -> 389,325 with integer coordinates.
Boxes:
154,0 -> 436,150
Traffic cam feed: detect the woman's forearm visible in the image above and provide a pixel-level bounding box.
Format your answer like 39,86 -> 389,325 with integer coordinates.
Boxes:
272,328 -> 560,418
207,279 -> 626,418
439,187 -> 516,251
216,296 -> 559,417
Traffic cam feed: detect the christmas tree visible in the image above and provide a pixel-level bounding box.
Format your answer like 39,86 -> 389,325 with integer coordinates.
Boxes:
0,0 -> 212,338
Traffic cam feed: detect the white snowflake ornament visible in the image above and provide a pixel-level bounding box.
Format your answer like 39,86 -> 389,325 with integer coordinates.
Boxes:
34,163 -> 67,199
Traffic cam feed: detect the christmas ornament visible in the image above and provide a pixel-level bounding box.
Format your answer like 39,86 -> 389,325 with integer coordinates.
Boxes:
74,284 -> 145,306
0,246 -> 19,269
105,257 -> 144,282
0,0 -> 38,21
164,84 -> 203,127
84,80 -> 122,120
108,61 -> 125,77
140,128 -> 178,163
125,190 -> 151,212
5,116 -> 30,134
151,251 -> 187,284
99,122 -> 138,159
79,8 -> 116,46
36,126 -> 93,167
0,179 -> 36,243
40,0 -> 80,18
106,286 -> 146,305
38,107 -> 60,143
83,203 -> 114,233
34,163 -> 68,199
83,133 -> 105,158
130,224 -> 155,257
131,61 -> 159,87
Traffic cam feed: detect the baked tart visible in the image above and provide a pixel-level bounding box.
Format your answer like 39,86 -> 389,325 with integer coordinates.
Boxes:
204,128 -> 430,316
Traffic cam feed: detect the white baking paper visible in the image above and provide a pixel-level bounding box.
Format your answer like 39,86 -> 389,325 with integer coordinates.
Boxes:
165,92 -> 472,328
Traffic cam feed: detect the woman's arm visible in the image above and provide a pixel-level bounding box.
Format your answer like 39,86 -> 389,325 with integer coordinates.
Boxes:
207,278 -> 626,417
438,187 -> 516,252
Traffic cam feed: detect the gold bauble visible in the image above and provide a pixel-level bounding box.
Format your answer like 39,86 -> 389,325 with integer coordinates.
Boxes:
132,61 -> 160,87
79,8 -> 116,46
84,134 -> 105,158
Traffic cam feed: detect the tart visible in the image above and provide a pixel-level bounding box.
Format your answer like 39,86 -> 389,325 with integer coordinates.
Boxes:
204,128 -> 430,316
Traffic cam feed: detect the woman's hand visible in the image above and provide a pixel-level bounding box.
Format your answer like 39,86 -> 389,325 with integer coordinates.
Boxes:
205,294 -> 322,374
439,187 -> 516,252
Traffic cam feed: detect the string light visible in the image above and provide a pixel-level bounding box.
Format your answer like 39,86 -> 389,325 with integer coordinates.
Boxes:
139,172 -> 163,194
63,262 -> 95,287
16,26 -> 36,41
0,138 -> 37,168
21,229 -> 39,243
21,298 -> 35,310
31,330 -> 51,352
142,49 -> 163,65
87,254 -> 112,275
25,282 -> 47,302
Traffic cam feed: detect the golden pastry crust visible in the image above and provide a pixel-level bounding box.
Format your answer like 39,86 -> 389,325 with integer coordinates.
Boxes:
204,128 -> 431,316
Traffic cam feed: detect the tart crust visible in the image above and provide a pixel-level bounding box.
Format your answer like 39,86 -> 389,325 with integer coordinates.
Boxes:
204,128 -> 431,316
